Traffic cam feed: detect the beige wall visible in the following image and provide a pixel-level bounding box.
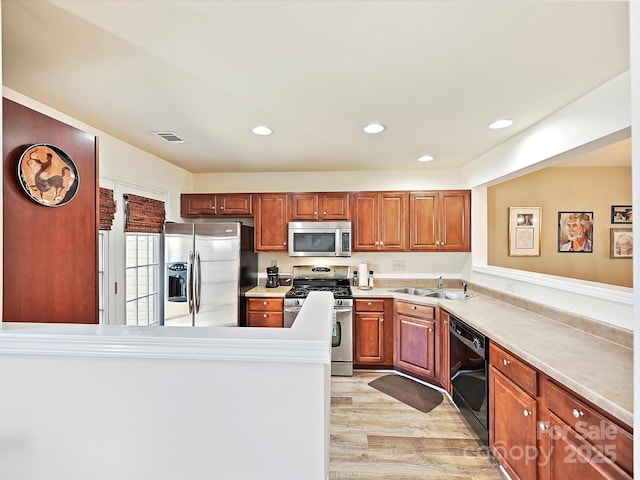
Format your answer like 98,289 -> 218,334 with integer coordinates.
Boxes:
488,166 -> 632,287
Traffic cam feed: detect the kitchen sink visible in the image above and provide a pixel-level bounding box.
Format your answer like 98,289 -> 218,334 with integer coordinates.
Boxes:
390,287 -> 434,296
390,287 -> 476,301
425,290 -> 476,301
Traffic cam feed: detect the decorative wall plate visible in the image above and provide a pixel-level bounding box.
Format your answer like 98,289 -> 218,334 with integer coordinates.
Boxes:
17,143 -> 79,207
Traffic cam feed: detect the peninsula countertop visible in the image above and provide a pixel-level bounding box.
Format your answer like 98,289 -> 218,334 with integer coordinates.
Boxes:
245,284 -> 633,427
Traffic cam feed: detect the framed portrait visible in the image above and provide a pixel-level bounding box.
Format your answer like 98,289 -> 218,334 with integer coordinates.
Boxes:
508,207 -> 541,256
558,212 -> 593,253
611,205 -> 632,224
610,228 -> 632,259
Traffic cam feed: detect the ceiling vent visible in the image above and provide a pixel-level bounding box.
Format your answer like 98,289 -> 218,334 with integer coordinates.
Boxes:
152,131 -> 186,143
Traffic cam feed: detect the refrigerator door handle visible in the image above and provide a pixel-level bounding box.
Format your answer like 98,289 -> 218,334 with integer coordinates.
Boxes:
188,250 -> 194,314
194,250 -> 202,314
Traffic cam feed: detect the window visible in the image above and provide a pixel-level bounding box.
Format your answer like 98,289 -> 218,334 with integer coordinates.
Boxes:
98,231 -> 107,324
125,233 -> 160,326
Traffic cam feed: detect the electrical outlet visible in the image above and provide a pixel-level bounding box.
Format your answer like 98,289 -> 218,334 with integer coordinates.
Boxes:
392,260 -> 406,271
506,281 -> 516,292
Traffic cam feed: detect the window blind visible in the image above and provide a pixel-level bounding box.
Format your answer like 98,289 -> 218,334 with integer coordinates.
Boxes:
99,187 -> 116,231
124,193 -> 166,233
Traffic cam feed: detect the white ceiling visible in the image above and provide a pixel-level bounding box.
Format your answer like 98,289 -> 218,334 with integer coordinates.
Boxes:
1,0 -> 631,174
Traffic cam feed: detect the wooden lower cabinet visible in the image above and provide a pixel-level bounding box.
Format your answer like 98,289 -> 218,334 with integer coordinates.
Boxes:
246,297 -> 283,327
538,379 -> 633,480
490,342 -> 633,480
489,364 -> 538,480
354,298 -> 393,367
394,301 -> 436,380
436,308 -> 452,395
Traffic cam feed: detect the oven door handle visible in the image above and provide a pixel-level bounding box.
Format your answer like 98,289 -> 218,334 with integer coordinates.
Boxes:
333,308 -> 353,314
284,307 -> 303,313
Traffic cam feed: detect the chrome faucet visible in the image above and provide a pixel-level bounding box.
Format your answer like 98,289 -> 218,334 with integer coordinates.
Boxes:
462,282 -> 468,294
437,276 -> 443,290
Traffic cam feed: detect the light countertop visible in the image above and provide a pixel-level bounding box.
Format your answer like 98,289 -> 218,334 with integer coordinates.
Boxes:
245,285 -> 633,427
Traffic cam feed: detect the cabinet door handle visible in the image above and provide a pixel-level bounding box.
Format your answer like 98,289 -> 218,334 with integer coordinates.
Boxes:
380,317 -> 384,323
539,422 -> 550,431
323,211 -> 327,215
523,409 -> 532,417
428,328 -> 433,332
502,358 -> 510,366
220,206 -> 224,210
572,408 -> 584,419
314,211 -> 317,215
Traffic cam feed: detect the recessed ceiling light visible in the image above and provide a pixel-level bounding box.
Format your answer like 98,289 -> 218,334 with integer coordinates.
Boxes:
252,125 -> 273,136
417,155 -> 435,163
363,123 -> 386,134
488,119 -> 513,129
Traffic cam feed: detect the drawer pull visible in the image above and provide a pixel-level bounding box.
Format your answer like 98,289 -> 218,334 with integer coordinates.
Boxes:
263,314 -> 268,318
368,302 -> 372,306
263,301 -> 268,305
411,306 -> 417,310
572,408 -> 584,419
539,422 -> 549,431
502,358 -> 510,366
523,409 -> 532,417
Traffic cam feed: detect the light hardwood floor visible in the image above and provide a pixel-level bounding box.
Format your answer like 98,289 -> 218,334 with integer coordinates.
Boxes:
330,371 -> 506,479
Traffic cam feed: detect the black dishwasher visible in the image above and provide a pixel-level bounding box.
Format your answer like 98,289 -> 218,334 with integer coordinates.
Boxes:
449,314 -> 489,445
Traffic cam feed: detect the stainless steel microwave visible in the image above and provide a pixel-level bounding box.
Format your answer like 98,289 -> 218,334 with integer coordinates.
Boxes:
288,221 -> 352,257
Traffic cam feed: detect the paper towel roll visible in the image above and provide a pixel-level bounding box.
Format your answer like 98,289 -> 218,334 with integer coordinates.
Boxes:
358,263 -> 368,287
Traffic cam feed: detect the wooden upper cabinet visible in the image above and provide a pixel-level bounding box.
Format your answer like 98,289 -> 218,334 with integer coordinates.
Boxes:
352,192 -> 407,251
253,193 -> 290,252
290,192 -> 350,221
409,190 -> 470,252
181,193 -> 252,217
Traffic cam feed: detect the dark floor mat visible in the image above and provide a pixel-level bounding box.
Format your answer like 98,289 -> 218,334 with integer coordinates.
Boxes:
368,375 -> 443,413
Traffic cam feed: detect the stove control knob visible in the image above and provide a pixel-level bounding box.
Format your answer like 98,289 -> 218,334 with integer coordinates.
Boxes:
472,338 -> 481,351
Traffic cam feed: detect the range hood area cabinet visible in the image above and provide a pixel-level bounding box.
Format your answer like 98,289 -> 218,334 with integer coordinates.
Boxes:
290,192 -> 350,221
180,189 -> 471,253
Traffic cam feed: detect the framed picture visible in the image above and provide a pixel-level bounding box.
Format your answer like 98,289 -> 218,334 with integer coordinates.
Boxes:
611,205 -> 632,224
610,228 -> 632,259
558,212 -> 593,253
508,207 -> 541,256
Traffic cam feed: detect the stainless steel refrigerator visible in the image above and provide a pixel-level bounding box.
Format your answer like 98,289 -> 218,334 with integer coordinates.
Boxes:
162,222 -> 257,327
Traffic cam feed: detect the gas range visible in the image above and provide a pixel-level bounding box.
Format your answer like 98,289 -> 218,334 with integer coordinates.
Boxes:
284,265 -> 353,306
283,265 -> 353,376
